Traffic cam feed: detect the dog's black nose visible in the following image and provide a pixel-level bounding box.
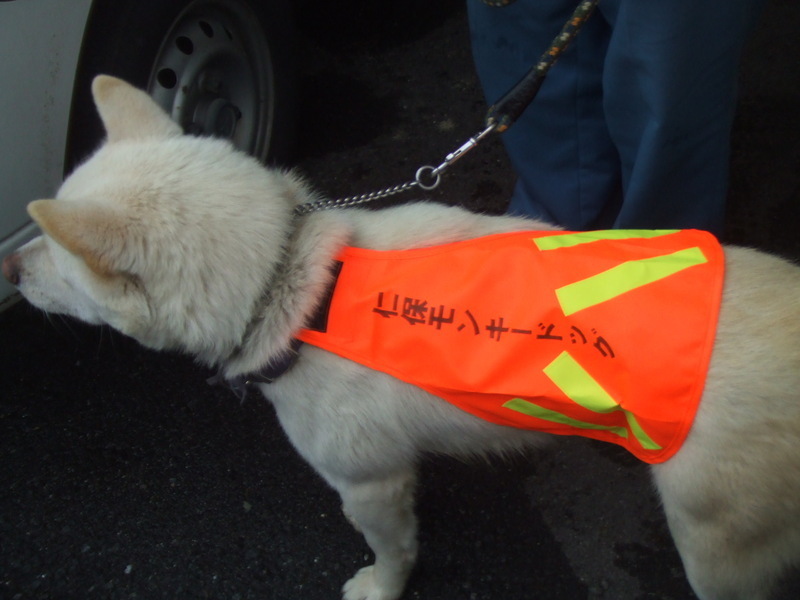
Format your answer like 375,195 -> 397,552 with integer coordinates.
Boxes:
2,253 -> 20,286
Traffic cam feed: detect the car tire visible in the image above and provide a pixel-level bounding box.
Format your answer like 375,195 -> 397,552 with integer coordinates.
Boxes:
66,0 -> 295,172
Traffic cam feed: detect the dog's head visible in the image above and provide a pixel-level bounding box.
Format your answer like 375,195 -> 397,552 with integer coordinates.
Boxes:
2,76 -> 305,361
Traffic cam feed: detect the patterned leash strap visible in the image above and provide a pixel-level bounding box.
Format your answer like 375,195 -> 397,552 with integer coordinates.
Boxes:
485,0 -> 600,132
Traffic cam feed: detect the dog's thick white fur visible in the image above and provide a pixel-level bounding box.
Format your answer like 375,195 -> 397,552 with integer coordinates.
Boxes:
4,76 -> 800,600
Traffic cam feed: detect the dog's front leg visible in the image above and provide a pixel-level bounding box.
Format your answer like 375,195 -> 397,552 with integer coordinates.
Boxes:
338,469 -> 418,600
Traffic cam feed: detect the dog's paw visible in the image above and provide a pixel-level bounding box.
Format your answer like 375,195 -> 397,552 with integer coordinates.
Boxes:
342,565 -> 402,600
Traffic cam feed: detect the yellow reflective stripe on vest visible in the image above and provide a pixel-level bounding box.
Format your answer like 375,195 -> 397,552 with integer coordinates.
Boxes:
555,246 -> 709,316
533,229 -> 679,251
504,351 -> 662,451
502,397 -> 630,439
543,350 -> 618,413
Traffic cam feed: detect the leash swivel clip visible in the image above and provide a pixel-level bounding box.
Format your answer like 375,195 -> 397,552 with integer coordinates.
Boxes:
416,122 -> 498,191
293,122 -> 499,215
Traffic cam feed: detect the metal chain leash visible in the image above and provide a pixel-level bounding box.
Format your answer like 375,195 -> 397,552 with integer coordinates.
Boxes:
293,0 -> 599,217
293,180 -> 419,216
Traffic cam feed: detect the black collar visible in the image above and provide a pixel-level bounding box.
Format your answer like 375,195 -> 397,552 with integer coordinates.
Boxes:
208,259 -> 342,401
207,338 -> 303,401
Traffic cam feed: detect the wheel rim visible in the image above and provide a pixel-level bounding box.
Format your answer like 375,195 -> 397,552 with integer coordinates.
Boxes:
147,0 -> 275,161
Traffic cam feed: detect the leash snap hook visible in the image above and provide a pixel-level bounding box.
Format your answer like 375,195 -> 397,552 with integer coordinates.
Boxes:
417,122 -> 499,191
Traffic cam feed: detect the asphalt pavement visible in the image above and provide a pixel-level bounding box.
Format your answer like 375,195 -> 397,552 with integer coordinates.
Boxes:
2,1 -> 799,599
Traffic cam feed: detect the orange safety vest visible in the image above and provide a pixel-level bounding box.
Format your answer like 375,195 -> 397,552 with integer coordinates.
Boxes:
297,229 -> 724,463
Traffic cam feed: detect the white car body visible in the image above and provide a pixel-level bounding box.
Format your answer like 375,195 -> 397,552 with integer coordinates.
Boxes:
0,0 -> 94,309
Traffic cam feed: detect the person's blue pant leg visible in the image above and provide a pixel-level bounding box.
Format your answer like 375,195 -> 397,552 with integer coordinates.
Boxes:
602,0 -> 765,233
467,0 -> 622,230
468,0 -> 765,234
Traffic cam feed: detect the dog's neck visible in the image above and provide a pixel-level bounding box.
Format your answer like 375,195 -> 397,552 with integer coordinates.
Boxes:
218,210 -> 353,383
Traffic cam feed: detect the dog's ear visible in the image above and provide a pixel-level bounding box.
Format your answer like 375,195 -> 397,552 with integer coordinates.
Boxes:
28,199 -> 132,278
92,75 -> 183,143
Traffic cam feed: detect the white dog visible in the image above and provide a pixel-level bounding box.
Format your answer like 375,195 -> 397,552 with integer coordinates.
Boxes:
3,76 -> 800,600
